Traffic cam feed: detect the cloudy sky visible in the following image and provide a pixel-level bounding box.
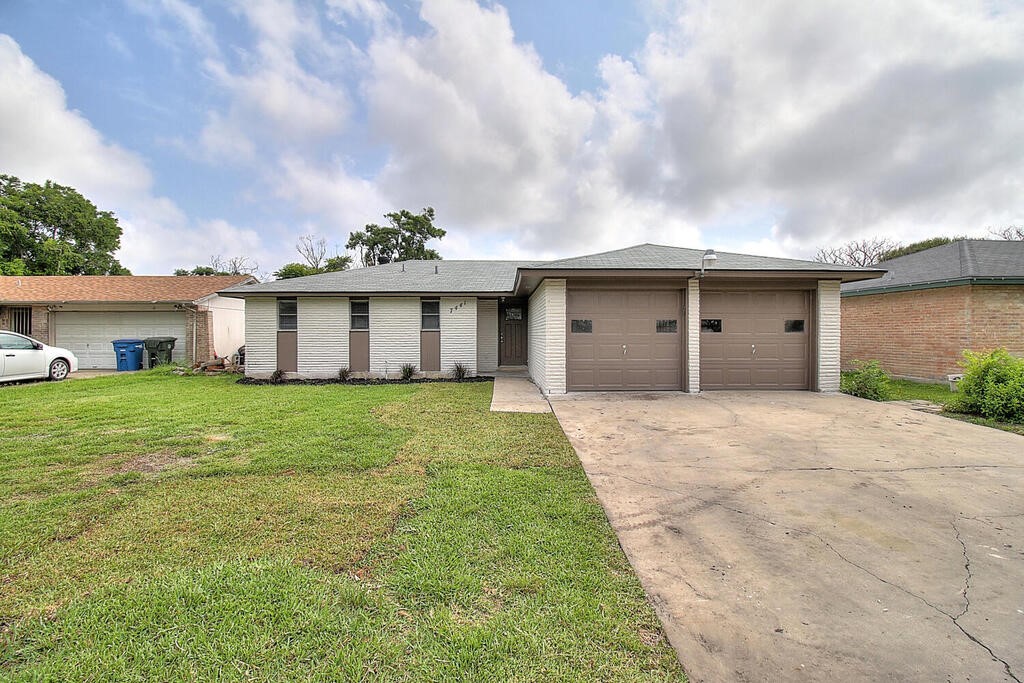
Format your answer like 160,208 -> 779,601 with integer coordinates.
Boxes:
2,0 -> 1022,275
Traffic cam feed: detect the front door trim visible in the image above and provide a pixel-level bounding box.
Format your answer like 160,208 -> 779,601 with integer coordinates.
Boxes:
498,298 -> 527,366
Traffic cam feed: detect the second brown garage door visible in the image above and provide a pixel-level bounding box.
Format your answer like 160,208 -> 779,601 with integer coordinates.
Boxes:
700,290 -> 811,390
566,289 -> 682,390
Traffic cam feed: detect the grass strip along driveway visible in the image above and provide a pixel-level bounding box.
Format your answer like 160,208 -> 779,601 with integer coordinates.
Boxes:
0,370 -> 683,681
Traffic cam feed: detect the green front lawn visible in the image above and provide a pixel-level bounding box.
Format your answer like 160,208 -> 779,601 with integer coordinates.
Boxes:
887,379 -> 1024,436
0,371 -> 684,681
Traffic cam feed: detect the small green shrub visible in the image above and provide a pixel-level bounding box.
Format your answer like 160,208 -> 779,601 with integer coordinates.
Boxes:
840,360 -> 892,401
269,369 -> 285,384
337,367 -> 351,381
952,349 -> 1024,423
451,362 -> 468,380
399,363 -> 417,381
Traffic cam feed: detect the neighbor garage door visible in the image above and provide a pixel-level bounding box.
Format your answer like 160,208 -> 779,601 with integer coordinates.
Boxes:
54,311 -> 187,369
700,290 -> 810,390
566,289 -> 682,390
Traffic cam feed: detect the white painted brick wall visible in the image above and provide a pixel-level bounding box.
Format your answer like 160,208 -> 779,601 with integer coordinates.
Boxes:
528,286 -> 547,391
528,279 -> 566,394
687,278 -> 701,393
369,297 -> 420,377
441,296 -> 477,376
817,280 -> 842,392
244,297 -> 277,377
297,297 -> 349,377
476,299 -> 498,372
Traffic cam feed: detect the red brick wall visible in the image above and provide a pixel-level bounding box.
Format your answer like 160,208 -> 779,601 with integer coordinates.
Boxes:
0,305 -> 50,342
841,285 -> 1024,381
184,307 -> 216,365
969,286 -> 1024,357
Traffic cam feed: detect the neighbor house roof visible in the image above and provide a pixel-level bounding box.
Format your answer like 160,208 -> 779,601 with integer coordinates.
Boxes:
842,240 -> 1024,296
221,243 -> 882,298
0,275 -> 255,304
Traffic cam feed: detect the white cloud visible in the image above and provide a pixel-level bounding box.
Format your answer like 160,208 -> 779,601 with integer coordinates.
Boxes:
125,0 -> 220,58
0,35 -> 275,274
628,0 -> 1024,252
0,35 -> 152,207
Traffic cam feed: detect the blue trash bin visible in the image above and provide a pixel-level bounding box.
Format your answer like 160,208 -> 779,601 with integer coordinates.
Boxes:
112,339 -> 145,371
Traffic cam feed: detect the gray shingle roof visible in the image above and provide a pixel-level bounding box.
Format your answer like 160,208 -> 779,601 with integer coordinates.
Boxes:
222,260 -> 532,295
222,243 -> 880,297
527,243 -> 872,272
842,240 -> 1024,294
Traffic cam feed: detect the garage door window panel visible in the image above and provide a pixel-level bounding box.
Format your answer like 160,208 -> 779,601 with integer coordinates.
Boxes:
700,290 -> 810,390
571,319 -> 592,333
566,288 -> 682,391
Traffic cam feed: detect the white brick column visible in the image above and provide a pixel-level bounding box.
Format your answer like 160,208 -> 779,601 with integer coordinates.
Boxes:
686,278 -> 700,393
817,280 -> 842,392
527,279 -> 566,394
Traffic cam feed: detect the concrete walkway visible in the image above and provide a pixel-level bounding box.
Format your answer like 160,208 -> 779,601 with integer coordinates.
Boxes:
551,391 -> 1024,682
489,376 -> 550,413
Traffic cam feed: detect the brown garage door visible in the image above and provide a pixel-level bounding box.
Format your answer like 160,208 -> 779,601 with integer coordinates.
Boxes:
567,289 -> 682,390
700,290 -> 810,390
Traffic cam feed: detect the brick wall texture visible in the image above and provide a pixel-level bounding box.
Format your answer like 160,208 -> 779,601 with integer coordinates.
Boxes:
841,285 -> 1024,381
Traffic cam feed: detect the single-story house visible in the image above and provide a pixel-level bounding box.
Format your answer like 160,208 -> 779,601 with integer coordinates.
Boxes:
222,244 -> 880,393
0,275 -> 253,369
841,239 -> 1024,382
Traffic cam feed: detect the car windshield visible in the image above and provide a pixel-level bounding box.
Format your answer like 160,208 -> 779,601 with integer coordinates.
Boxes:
1,331 -> 42,347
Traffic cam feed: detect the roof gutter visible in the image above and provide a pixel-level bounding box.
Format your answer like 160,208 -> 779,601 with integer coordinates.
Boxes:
218,290 -> 516,299
3,299 -> 198,305
842,276 -> 1024,297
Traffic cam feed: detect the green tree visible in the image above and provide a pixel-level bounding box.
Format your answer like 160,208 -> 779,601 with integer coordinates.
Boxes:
346,207 -> 445,267
880,236 -> 967,261
0,174 -> 129,275
273,263 -> 318,279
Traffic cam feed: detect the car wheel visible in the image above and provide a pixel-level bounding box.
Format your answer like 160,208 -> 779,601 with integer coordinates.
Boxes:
49,359 -> 70,381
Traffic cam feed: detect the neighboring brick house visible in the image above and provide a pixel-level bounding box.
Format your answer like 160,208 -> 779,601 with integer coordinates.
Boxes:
841,240 -> 1024,381
0,275 -> 253,369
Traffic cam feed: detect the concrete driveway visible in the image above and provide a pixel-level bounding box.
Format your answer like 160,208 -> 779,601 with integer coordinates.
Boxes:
551,392 -> 1023,682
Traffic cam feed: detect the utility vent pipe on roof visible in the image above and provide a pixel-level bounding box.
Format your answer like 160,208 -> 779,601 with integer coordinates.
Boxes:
434,265 -> 439,274
700,249 -> 718,277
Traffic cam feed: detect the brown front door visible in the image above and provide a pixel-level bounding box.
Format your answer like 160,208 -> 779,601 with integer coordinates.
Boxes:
499,299 -> 527,366
699,290 -> 810,390
566,289 -> 682,390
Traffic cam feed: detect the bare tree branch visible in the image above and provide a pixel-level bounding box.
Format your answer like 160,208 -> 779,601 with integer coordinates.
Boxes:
296,235 -> 328,269
989,225 -> 1024,240
814,237 -> 901,267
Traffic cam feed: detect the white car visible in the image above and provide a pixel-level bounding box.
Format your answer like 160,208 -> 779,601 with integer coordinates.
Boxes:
0,331 -> 78,383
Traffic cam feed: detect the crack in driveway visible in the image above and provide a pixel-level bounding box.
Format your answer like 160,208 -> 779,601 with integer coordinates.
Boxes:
600,469 -> 1021,682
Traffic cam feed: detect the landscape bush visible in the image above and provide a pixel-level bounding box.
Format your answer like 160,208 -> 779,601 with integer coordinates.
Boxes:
840,360 -> 892,401
399,363 -> 417,381
337,367 -> 351,381
451,362 -> 468,380
952,349 -> 1024,423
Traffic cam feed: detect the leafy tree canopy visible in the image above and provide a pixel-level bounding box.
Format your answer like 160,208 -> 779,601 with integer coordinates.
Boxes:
0,174 -> 129,275
346,207 -> 445,267
880,236 -> 967,261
